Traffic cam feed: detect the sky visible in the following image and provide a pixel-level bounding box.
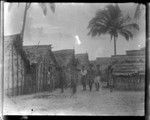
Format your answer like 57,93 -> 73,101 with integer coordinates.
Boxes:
4,3 -> 146,60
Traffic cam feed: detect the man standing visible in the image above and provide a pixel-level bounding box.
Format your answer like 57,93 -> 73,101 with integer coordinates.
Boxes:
47,68 -> 51,91
70,59 -> 78,97
87,64 -> 95,91
108,65 -> 114,92
94,65 -> 101,91
81,66 -> 87,91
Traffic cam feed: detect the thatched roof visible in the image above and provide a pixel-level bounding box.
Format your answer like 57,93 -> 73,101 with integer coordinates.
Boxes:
23,45 -> 53,64
110,48 -> 145,76
53,49 -> 75,67
75,53 -> 89,67
111,55 -> 145,64
99,47 -> 146,76
96,57 -> 111,65
4,34 -> 30,66
112,61 -> 145,76
126,48 -> 145,56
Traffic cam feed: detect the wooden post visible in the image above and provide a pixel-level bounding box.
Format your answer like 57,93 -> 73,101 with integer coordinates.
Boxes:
38,64 -> 40,92
40,64 -> 42,92
20,59 -> 23,95
16,53 -> 19,95
43,63 -> 45,91
11,46 -> 14,96
43,62 -> 45,91
36,64 -> 38,93
7,52 -> 11,96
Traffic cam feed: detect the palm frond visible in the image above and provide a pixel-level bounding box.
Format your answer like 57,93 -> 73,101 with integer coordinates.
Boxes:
48,3 -> 55,13
39,3 -> 55,16
87,16 -> 108,36
122,23 -> 139,31
106,4 -> 122,20
26,3 -> 31,10
88,24 -> 108,37
95,9 -> 110,21
119,29 -> 133,41
87,17 -> 107,29
121,13 -> 131,24
39,3 -> 47,16
134,4 -> 141,20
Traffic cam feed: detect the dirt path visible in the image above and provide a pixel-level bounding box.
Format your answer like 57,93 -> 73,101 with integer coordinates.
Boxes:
3,86 -> 144,115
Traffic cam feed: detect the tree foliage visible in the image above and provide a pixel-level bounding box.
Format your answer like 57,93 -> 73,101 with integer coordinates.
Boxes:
87,4 -> 139,55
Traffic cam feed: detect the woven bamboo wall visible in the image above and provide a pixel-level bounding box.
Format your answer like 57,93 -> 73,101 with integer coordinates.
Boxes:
4,34 -> 28,96
111,48 -> 145,90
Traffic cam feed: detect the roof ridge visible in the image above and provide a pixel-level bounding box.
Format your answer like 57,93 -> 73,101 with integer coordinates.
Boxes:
53,49 -> 74,52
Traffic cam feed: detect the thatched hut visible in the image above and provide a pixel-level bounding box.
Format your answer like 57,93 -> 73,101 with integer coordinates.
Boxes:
111,48 -> 145,90
53,49 -> 76,87
23,45 -> 59,93
4,34 -> 30,96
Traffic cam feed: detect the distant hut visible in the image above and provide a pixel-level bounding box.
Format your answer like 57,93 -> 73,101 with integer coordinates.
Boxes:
75,53 -> 90,69
53,49 -> 76,88
111,48 -> 145,90
4,34 -> 30,96
96,57 -> 111,70
23,45 -> 59,93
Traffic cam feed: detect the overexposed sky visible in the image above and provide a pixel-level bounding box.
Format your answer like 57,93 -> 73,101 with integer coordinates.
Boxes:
4,3 -> 146,60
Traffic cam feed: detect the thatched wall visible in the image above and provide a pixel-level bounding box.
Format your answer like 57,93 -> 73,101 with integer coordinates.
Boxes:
113,75 -> 145,90
4,34 -> 30,96
110,48 -> 145,90
24,45 -> 60,93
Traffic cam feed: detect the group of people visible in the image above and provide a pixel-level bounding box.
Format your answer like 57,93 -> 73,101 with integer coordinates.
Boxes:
47,60 -> 114,97
80,64 -> 102,92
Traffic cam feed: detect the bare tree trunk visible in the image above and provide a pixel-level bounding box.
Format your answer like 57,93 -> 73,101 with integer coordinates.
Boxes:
114,36 -> 117,55
21,3 -> 28,42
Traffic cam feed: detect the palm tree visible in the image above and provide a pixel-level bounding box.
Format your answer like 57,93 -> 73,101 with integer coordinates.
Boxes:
87,4 -> 139,55
8,3 -> 55,42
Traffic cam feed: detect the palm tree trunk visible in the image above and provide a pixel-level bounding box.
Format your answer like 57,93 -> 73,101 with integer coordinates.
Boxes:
21,3 -> 28,42
114,36 -> 117,55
